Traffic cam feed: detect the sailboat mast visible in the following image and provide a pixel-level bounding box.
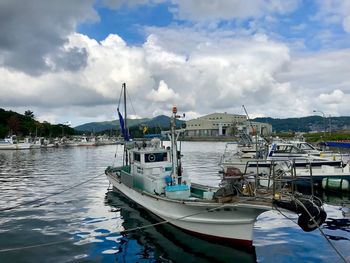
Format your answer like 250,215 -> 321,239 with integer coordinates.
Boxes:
122,83 -> 128,165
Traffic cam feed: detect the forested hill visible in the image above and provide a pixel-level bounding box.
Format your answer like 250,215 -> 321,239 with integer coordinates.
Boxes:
0,108 -> 74,138
254,116 -> 350,132
74,115 -> 185,132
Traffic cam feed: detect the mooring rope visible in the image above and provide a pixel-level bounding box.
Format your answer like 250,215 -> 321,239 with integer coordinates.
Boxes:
0,240 -> 72,253
293,198 -> 347,263
0,172 -> 105,212
0,203 -> 227,253
112,143 -> 119,166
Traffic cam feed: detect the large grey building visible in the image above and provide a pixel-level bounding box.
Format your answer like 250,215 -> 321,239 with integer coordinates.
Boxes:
185,113 -> 272,137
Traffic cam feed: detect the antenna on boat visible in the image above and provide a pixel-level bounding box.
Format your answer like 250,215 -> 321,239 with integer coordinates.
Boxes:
169,105 -> 186,185
242,105 -> 259,193
171,106 -> 178,183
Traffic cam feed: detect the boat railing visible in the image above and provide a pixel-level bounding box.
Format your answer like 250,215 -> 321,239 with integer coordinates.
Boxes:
241,158 -> 316,198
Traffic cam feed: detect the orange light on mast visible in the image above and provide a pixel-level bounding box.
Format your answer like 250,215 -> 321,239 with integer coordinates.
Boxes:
172,105 -> 177,114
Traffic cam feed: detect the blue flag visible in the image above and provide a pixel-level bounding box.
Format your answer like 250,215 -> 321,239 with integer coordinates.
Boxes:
118,109 -> 129,141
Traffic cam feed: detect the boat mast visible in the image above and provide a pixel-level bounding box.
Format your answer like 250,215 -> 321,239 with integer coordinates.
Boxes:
123,83 -> 127,135
171,106 -> 179,183
123,83 -> 128,165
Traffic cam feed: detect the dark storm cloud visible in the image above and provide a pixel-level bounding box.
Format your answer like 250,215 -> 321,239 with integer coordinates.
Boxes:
0,82 -> 115,108
0,0 -> 97,75
52,47 -> 88,71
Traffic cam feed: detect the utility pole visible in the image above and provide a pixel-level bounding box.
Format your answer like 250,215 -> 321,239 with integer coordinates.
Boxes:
313,110 -> 326,136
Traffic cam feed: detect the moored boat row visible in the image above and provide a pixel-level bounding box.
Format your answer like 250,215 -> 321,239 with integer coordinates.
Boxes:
0,135 -> 120,150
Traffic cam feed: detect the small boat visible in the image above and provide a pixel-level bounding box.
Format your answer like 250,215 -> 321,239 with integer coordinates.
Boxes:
77,136 -> 96,146
221,140 -> 345,176
0,135 -> 32,150
221,140 -> 350,192
105,84 -> 327,247
60,138 -> 79,147
29,137 -> 42,149
288,140 -> 346,162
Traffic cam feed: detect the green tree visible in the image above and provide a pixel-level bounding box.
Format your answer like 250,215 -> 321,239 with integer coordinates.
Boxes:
24,110 -> 35,119
7,116 -> 20,135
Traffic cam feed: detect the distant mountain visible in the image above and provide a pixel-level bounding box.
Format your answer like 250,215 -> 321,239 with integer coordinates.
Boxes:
253,116 -> 350,132
75,114 -> 350,134
74,115 -> 184,132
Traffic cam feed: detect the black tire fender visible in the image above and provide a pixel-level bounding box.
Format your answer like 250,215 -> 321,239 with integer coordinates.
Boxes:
298,207 -> 327,232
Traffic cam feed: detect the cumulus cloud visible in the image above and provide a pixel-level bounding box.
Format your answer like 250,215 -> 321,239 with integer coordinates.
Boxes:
0,0 -> 97,75
0,27 -> 295,124
276,48 -> 350,116
142,27 -> 292,116
98,0 -> 149,9
318,89 -> 345,104
170,0 -> 300,21
1,0 -> 350,125
313,0 -> 350,33
147,80 -> 180,102
3,23 -> 350,124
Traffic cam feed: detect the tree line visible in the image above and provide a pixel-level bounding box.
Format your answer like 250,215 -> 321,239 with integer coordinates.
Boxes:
0,108 -> 75,139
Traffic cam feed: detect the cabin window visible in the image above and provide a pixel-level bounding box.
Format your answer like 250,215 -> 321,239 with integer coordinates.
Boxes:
134,152 -> 141,162
145,152 -> 168,163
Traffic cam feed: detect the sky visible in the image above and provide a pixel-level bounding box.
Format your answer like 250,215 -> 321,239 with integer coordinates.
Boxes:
1,0 -> 350,127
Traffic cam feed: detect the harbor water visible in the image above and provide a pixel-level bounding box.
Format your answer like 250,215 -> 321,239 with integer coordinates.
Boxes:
0,142 -> 349,262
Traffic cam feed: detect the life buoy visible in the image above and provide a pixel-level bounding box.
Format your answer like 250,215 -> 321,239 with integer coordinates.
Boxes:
148,154 -> 156,162
297,206 -> 327,232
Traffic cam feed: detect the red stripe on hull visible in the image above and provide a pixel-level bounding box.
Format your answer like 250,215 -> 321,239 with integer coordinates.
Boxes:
167,221 -> 254,250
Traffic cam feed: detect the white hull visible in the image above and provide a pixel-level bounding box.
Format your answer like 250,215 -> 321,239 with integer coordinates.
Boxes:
106,172 -> 270,246
0,143 -> 32,150
221,159 -> 345,176
77,142 -> 96,146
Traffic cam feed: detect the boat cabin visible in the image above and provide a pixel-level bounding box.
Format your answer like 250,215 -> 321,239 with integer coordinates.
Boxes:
267,143 -> 308,159
289,141 -> 320,154
124,140 -> 190,198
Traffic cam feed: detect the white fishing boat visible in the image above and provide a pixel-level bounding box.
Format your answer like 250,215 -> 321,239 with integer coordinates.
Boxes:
77,136 -> 96,146
288,140 -> 346,162
0,136 -> 32,150
105,84 -> 327,247
220,141 -> 344,176
29,137 -> 42,149
220,139 -> 350,192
